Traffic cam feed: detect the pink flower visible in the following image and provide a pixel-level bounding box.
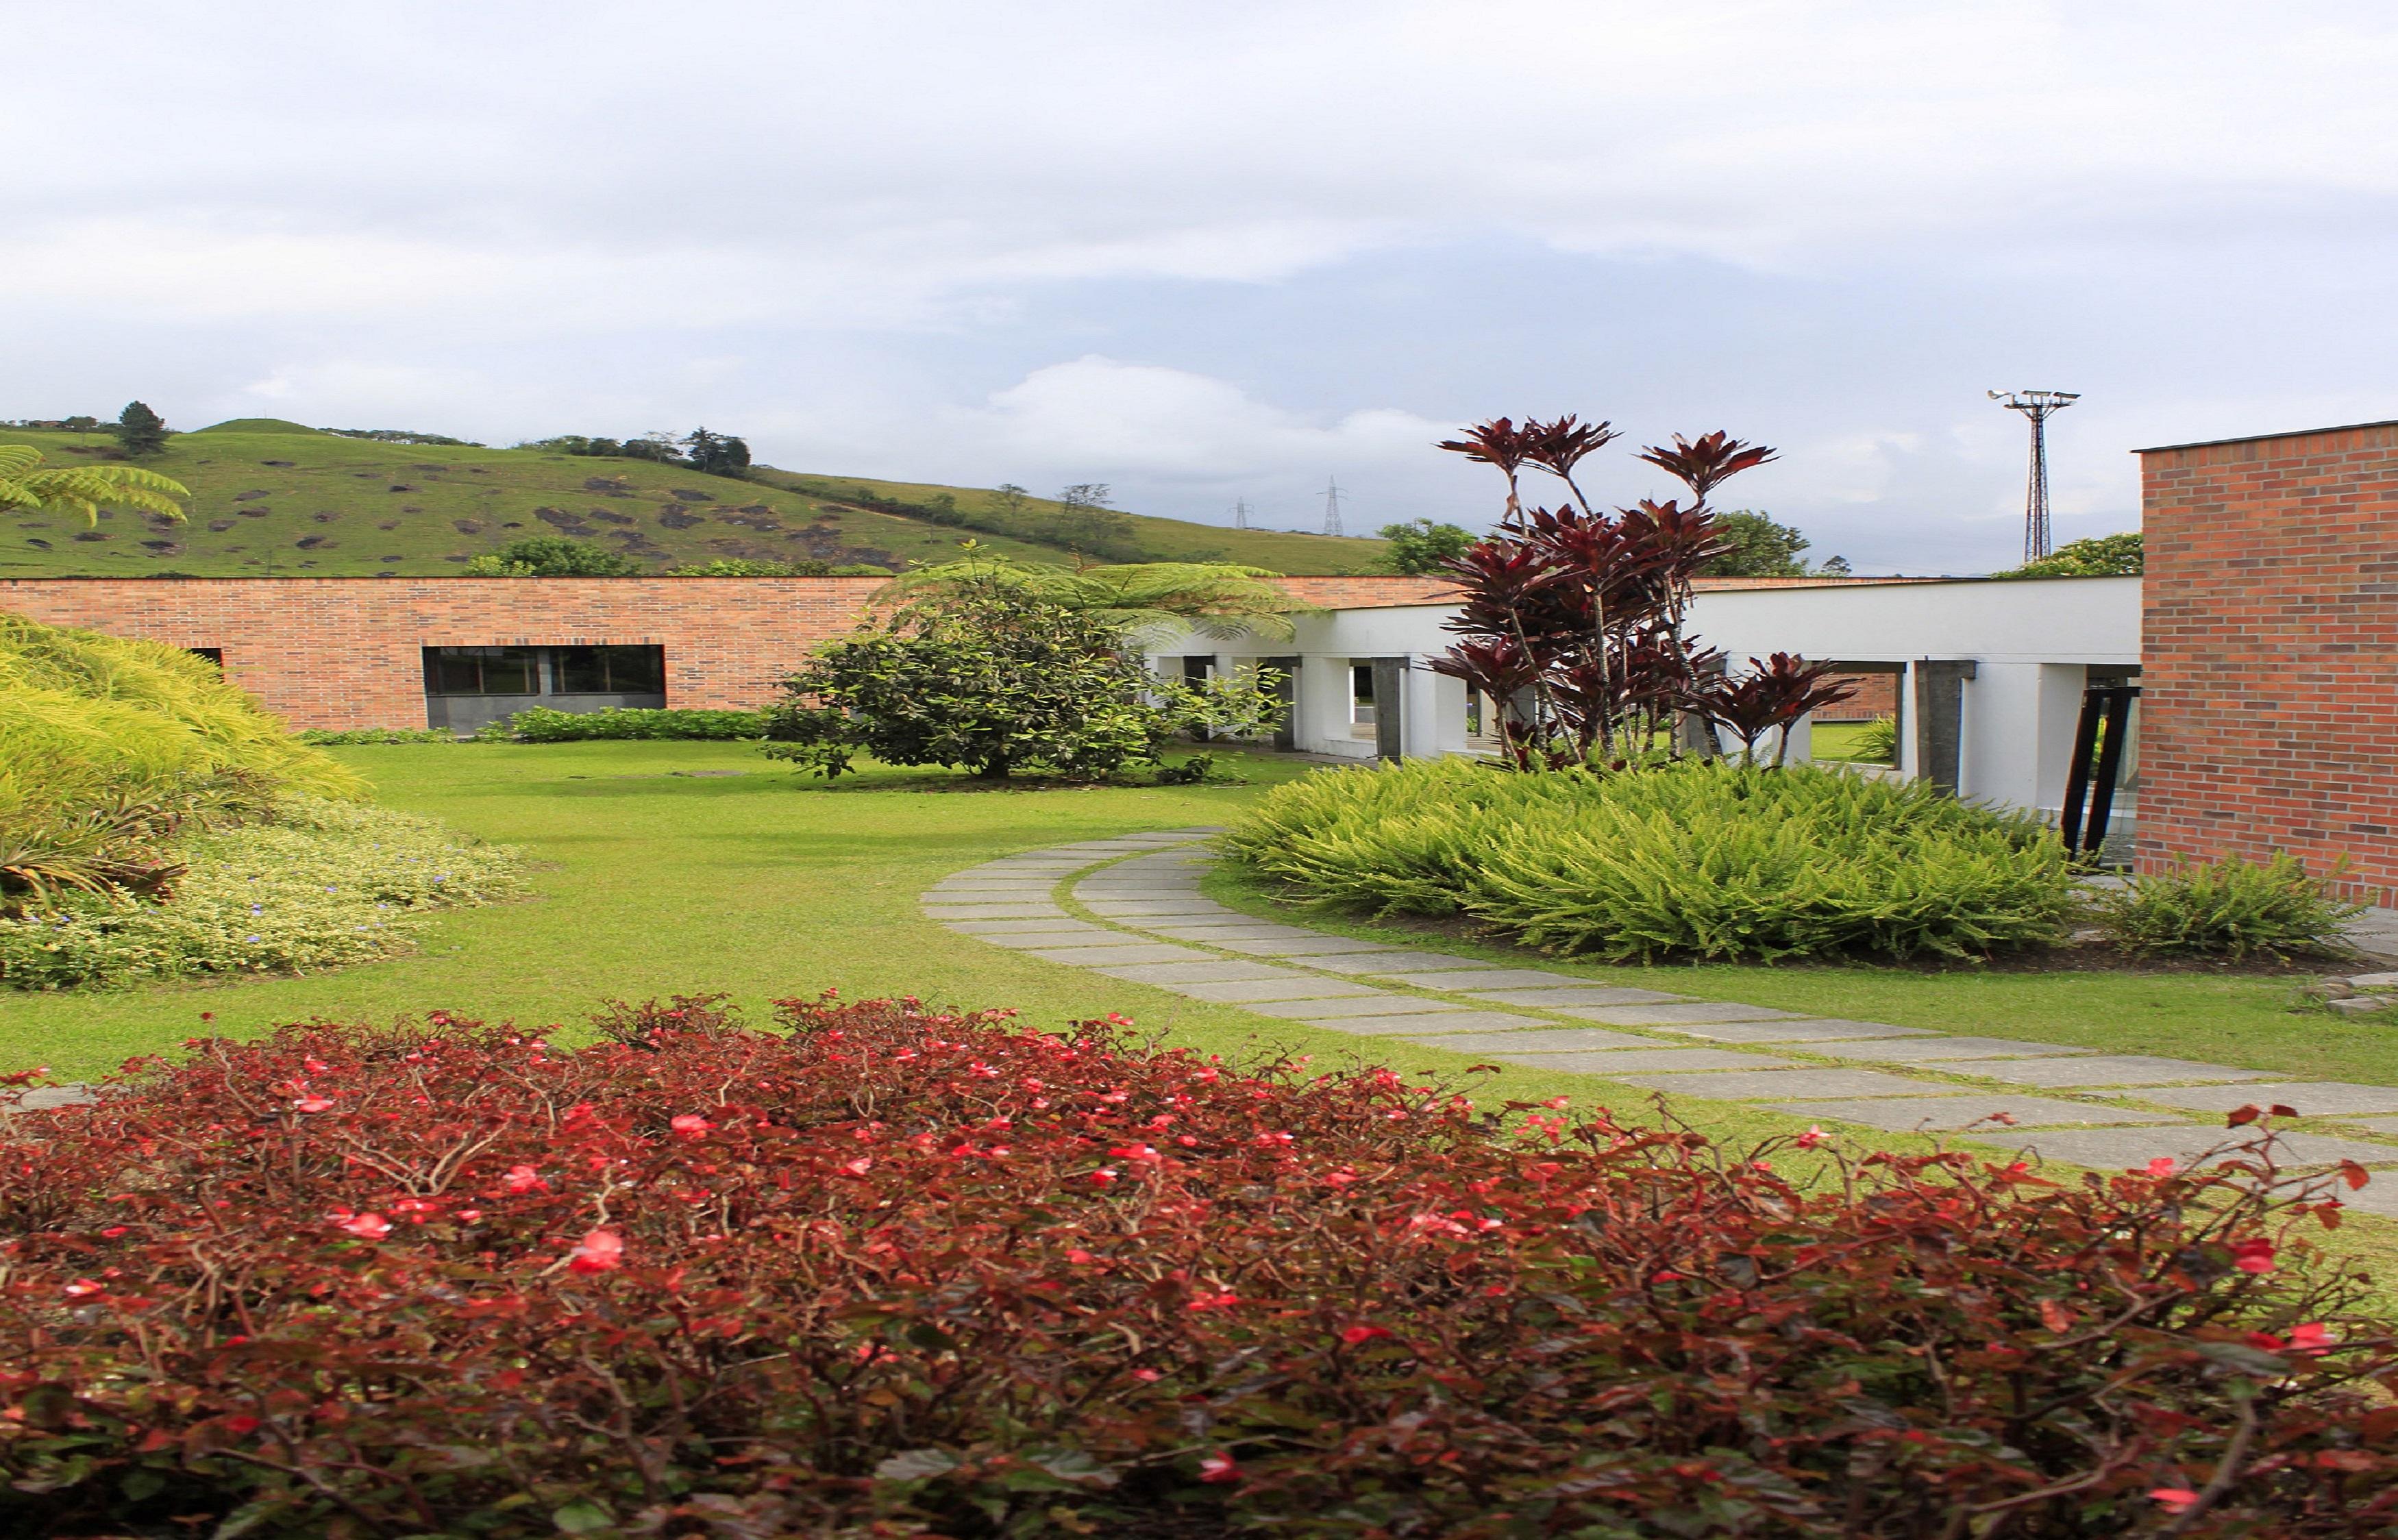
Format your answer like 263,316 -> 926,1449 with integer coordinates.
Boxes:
568,1229 -> 624,1274
2144,1156 -> 2178,1178
2232,1237 -> 2276,1274
1089,1168 -> 1120,1185
2287,1321 -> 2334,1353
336,1212 -> 391,1240
62,1278 -> 107,1300
1109,1144 -> 1163,1164
670,1114 -> 713,1137
1130,1367 -> 1162,1382
1794,1126 -> 1827,1150
1198,1452 -> 1240,1484
503,1165 -> 547,1195
1339,1324 -> 1392,1345
293,1094 -> 335,1114
841,1157 -> 874,1176
1067,1248 -> 1099,1265
2148,1487 -> 2200,1513
1187,1290 -> 1240,1312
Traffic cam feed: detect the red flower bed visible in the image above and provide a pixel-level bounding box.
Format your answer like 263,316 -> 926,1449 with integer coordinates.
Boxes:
2,996 -> 2394,1537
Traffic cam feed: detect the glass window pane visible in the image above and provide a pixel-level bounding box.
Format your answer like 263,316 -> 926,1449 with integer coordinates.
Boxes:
554,645 -> 663,693
554,646 -> 606,694
423,647 -> 539,696
602,645 -> 664,693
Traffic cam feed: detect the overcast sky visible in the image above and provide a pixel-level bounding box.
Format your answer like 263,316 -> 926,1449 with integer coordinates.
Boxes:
12,1 -> 2396,571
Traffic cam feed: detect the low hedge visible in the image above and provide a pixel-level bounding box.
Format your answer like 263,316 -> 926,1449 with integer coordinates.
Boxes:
1,997 -> 2390,1536
1223,757 -> 2076,960
0,797 -> 526,990
296,727 -> 460,745
502,706 -> 769,741
2092,852 -> 2364,960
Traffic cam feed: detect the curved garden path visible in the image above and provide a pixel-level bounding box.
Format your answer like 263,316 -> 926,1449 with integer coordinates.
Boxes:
923,830 -> 2398,1215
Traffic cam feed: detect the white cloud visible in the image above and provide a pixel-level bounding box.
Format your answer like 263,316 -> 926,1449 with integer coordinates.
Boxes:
8,1 -> 2397,570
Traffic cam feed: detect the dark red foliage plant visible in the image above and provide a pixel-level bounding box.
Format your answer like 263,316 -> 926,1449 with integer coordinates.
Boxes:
3,997 -> 2395,1537
1429,413 -> 1848,772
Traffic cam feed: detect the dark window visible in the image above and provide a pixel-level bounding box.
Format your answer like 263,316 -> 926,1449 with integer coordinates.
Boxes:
1180,656 -> 1213,684
423,646 -> 543,696
554,645 -> 665,694
188,647 -> 223,667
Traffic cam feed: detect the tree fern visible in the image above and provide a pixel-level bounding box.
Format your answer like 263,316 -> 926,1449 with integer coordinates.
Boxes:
0,443 -> 189,524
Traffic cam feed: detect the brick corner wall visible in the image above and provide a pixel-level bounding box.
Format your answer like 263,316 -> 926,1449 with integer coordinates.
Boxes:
2137,420 -> 2398,907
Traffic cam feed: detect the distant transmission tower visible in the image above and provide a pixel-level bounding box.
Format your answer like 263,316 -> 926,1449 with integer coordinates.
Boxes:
1231,497 -> 1252,530
1321,477 -> 1345,538
1988,389 -> 2079,562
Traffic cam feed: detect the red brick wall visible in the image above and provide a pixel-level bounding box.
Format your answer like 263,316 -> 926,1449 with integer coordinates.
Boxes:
0,575 -> 1457,733
2137,420 -> 2398,907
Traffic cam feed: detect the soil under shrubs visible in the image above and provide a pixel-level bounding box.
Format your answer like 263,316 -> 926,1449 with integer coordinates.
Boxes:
2,997 -> 2393,1537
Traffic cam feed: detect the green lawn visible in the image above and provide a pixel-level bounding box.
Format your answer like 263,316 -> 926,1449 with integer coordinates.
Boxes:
1203,869 -> 2390,1084
5,743 -> 1785,1137
9,738 -> 2390,1277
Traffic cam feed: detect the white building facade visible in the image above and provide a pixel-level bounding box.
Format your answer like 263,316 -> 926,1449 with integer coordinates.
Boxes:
1150,575 -> 2142,825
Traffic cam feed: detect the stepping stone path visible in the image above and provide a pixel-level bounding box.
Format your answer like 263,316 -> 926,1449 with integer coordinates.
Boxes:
914,832 -> 2398,1209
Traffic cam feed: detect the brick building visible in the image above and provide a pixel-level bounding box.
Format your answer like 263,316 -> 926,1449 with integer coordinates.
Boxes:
0,574 -> 1459,735
2136,419 -> 2398,906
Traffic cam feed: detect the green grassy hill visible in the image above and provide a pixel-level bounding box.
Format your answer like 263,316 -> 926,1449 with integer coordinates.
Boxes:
0,423 -> 1393,578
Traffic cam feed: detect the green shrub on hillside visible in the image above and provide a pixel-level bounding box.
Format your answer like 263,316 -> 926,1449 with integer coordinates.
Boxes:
0,797 -> 526,991
2088,852 -> 2361,960
1222,757 -> 2074,961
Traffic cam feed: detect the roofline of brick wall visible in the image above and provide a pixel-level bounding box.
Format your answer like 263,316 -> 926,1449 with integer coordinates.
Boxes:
2134,418 -> 2398,456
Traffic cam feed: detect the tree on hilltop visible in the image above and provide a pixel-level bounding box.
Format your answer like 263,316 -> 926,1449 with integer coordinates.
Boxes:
115,401 -> 169,458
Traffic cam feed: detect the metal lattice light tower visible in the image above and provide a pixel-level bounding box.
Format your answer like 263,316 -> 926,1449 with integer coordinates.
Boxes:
1322,476 -> 1344,538
1988,388 -> 2079,562
1232,497 -> 1251,530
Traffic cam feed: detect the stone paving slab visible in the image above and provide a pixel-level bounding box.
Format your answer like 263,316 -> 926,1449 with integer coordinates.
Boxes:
1467,986 -> 1694,1008
2347,1116 -> 2398,1135
1080,900 -> 1237,916
921,904 -> 1066,920
1371,968 -> 1602,991
1560,1002 -> 1808,1027
1289,949 -> 1458,973
1096,960 -> 1313,986
1770,1095 -> 2182,1131
1970,1126 -> 2398,1170
1136,923 -> 1320,940
943,918 -> 1117,936
1646,1017 -> 1936,1043
1026,944 -> 1210,966
1404,1028 -> 1666,1053
1207,934 -> 1402,956
1331,950 -> 1507,973
1173,978 -> 1389,1003
1829,1036 -> 2099,1063
975,930 -> 1154,950
1244,995 -> 1473,1019
1495,1048 -> 1798,1073
1972,1056 -> 2269,1088
2,1085 -> 96,1110
1306,1010 -> 1554,1036
2330,1181 -> 2398,1218
2133,1083 -> 2398,1117
1611,1067 -> 1951,1100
